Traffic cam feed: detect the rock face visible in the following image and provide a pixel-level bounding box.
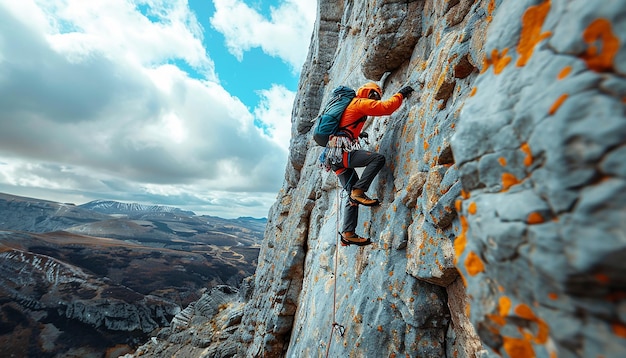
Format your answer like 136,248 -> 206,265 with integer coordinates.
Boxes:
451,1 -> 626,357
131,0 -> 626,357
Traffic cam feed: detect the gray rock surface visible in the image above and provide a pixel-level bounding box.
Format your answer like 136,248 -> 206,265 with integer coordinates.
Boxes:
451,1 -> 626,357
129,0 -> 626,357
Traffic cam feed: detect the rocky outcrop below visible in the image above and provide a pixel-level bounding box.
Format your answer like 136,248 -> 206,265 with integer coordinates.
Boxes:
0,246 -> 180,357
125,282 -> 252,358
129,0 -> 626,357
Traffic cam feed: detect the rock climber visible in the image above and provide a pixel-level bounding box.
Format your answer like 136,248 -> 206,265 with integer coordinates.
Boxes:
328,82 -> 414,246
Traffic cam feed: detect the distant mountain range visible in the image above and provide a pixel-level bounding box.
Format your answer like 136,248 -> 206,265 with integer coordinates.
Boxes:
0,192 -> 265,357
79,199 -> 198,216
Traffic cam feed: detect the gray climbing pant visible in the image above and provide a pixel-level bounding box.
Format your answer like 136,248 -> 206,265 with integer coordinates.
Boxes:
332,150 -> 385,233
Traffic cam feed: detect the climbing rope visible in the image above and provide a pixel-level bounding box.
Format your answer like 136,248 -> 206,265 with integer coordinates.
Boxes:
325,189 -> 346,358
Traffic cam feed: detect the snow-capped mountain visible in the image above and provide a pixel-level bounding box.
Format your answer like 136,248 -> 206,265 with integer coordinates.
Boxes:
79,199 -> 196,216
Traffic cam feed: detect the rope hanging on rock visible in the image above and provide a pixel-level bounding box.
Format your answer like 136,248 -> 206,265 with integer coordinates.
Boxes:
325,189 -> 346,358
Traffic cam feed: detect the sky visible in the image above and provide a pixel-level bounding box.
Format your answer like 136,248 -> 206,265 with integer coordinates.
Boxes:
0,0 -> 316,219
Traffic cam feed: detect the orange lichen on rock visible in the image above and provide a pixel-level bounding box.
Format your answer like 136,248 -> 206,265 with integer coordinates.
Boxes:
465,251 -> 485,276
488,313 -> 506,326
470,87 -> 477,97
549,94 -> 569,115
516,0 -> 552,67
488,296 -> 512,326
502,173 -> 521,191
499,296 -> 512,317
557,66 -> 572,79
612,322 -> 626,339
521,143 -> 533,166
582,18 -> 620,72
499,157 -> 507,166
503,336 -> 535,358
595,273 -> 610,284
487,0 -> 496,22
490,48 -> 512,74
548,293 -> 558,300
527,212 -> 545,224
514,304 -> 550,344
502,306 -> 551,358
515,303 -> 535,320
461,190 -> 470,199
454,216 -> 469,265
468,202 -> 477,215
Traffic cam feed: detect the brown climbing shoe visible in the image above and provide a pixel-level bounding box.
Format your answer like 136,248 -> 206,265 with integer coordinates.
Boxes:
349,188 -> 380,207
340,232 -> 372,247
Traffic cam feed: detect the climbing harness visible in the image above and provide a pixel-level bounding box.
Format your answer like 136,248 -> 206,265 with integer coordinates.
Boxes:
320,135 -> 362,172
324,189 -> 346,358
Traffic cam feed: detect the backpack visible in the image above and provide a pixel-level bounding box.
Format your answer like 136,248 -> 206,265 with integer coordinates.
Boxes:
312,86 -> 356,146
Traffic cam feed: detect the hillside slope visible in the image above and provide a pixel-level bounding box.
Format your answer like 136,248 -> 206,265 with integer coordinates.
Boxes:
0,193 -> 264,357
130,0 -> 626,357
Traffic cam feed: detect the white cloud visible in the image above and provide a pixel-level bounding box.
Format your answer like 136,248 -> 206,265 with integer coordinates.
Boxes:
0,0 -> 312,218
41,0 -> 216,79
210,0 -> 316,71
254,85 -> 295,151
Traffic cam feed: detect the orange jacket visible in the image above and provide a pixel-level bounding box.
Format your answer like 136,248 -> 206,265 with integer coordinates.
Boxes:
338,82 -> 403,140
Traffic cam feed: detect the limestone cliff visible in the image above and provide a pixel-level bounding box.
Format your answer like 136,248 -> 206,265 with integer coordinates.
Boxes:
130,0 -> 626,357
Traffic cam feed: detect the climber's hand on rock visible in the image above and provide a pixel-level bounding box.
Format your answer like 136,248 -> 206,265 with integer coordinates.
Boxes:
399,86 -> 415,99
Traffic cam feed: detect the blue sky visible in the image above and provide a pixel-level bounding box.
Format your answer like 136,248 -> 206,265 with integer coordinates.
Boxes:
0,0 -> 316,218
188,0 -> 301,109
